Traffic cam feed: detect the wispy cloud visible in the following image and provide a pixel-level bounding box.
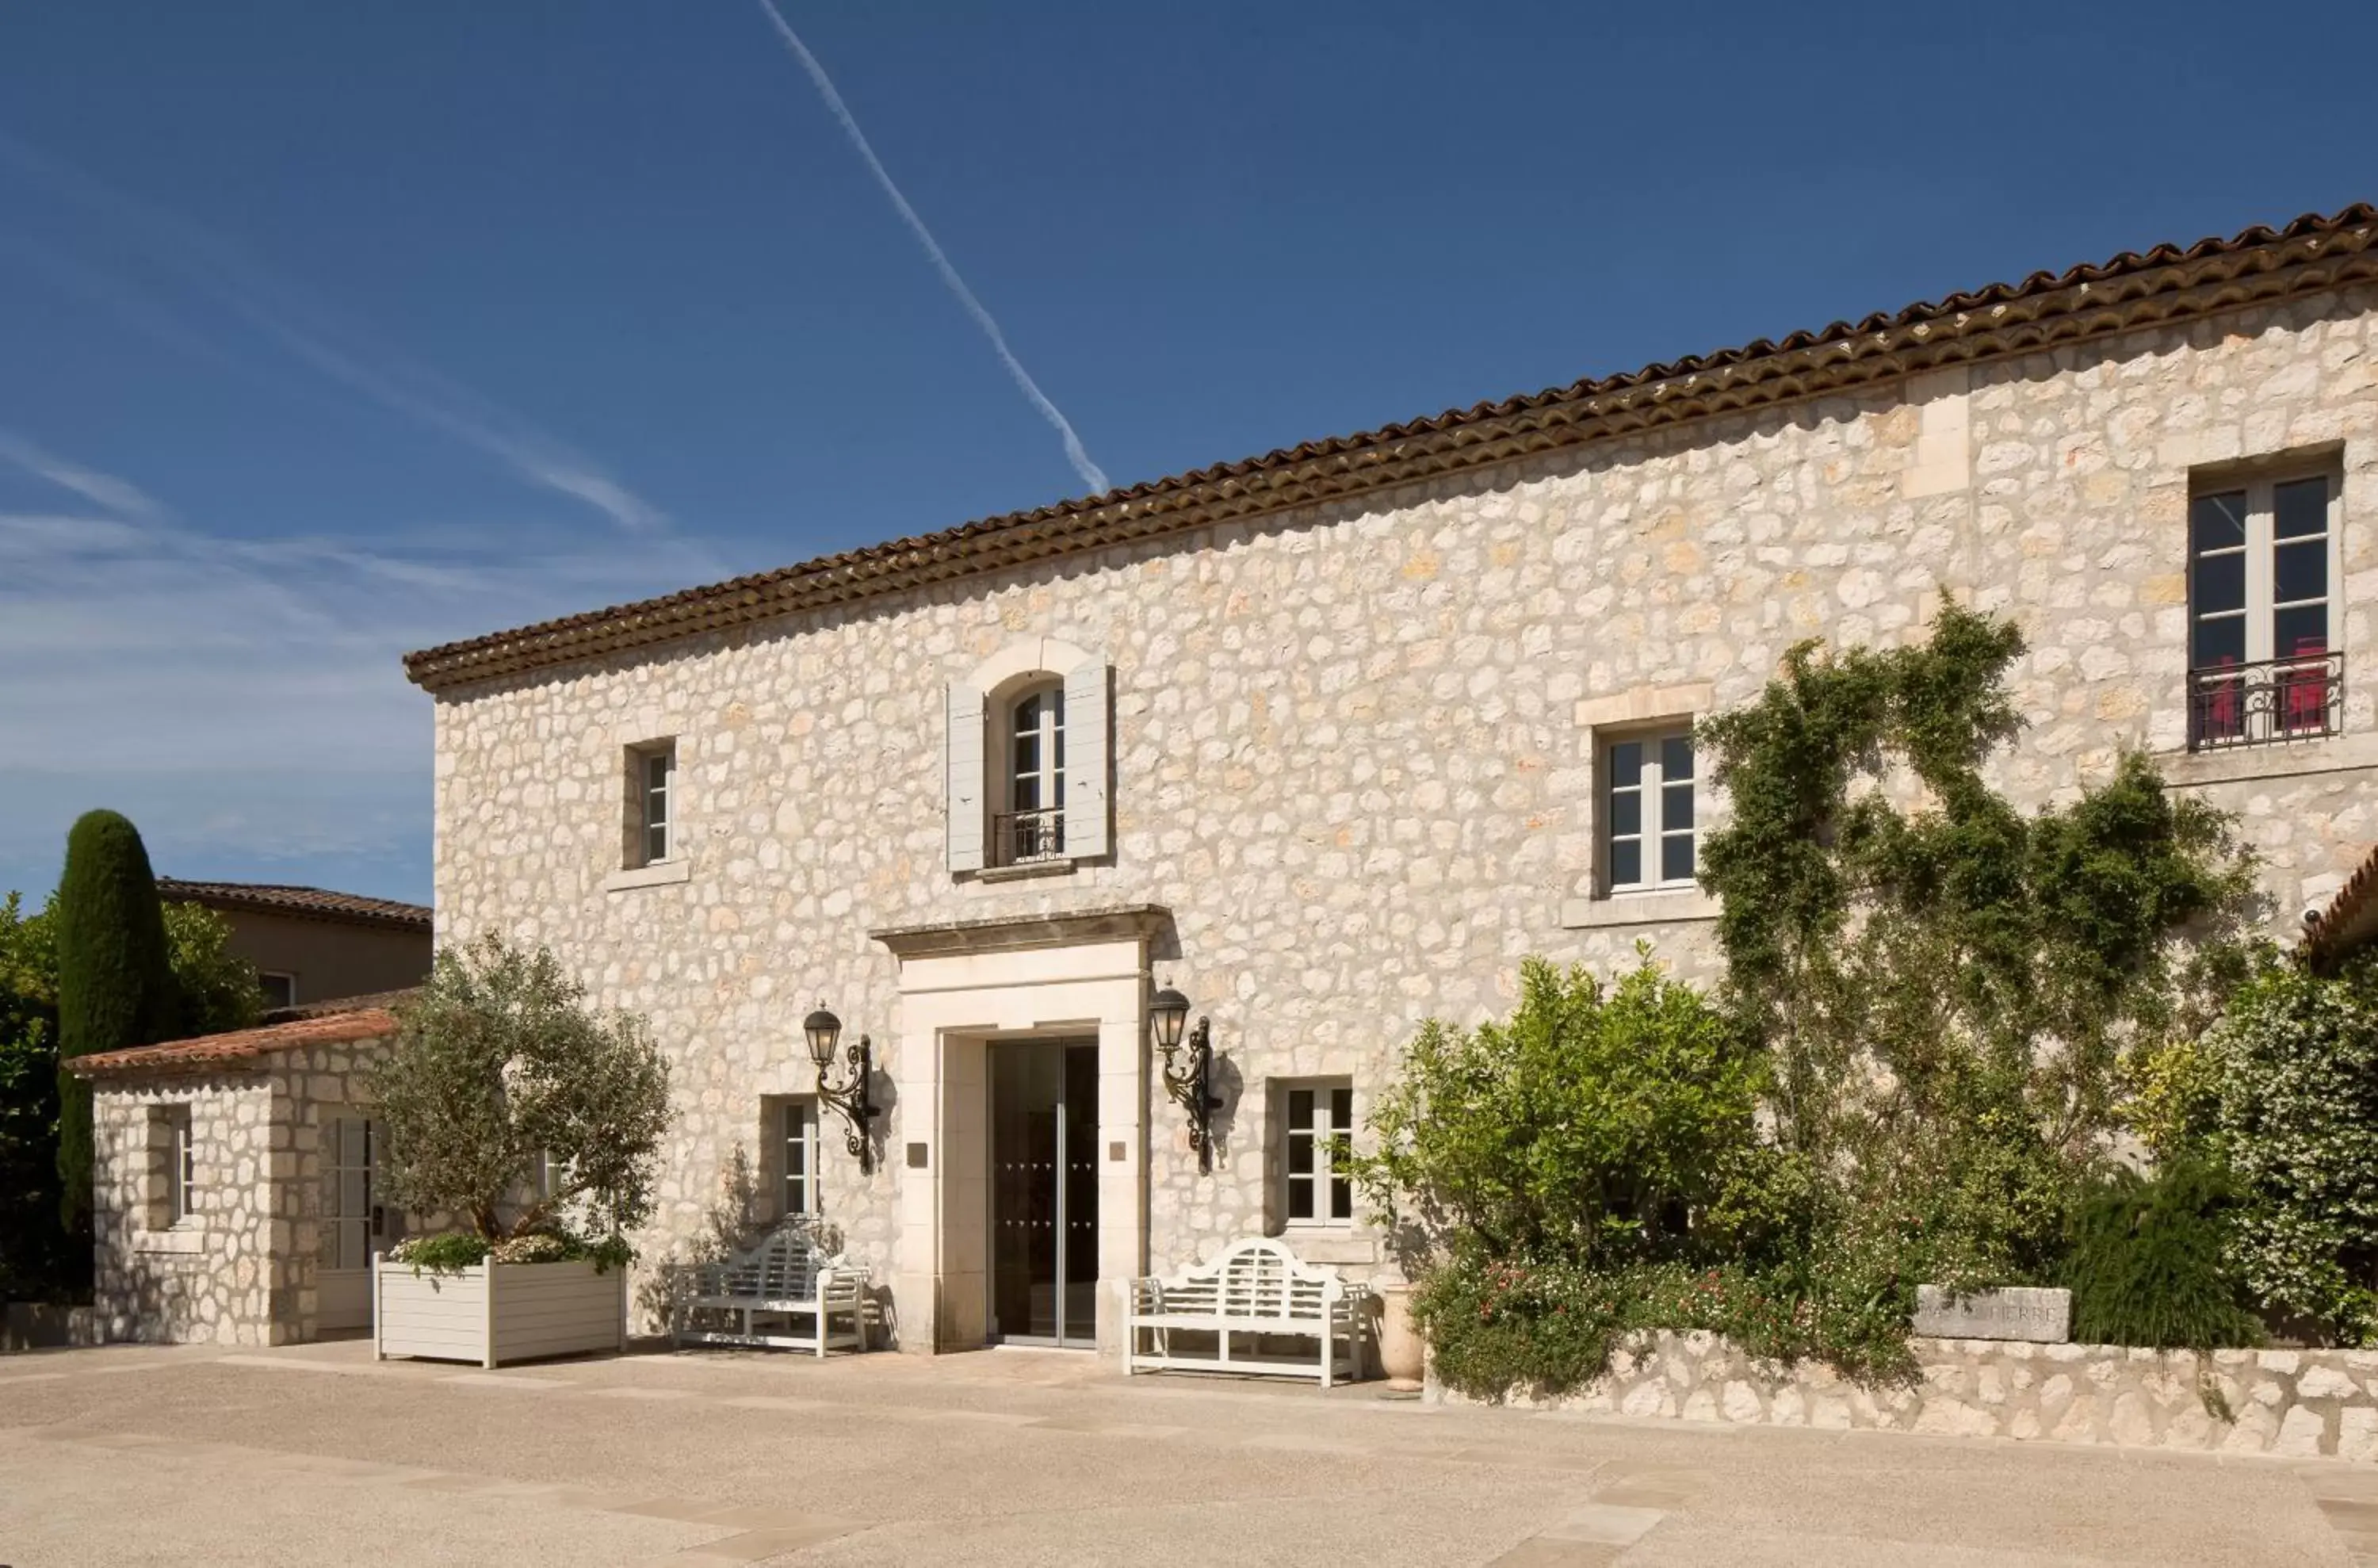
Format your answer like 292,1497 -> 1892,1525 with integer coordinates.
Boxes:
0,429 -> 166,521
749,2 -> 1110,496
0,130 -> 670,534
0,436 -> 717,901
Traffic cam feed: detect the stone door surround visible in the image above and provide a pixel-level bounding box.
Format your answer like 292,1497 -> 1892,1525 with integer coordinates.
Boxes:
872,904 -> 1168,1356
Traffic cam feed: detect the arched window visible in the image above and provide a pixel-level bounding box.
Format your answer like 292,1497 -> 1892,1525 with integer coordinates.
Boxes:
944,640 -> 1111,875
1003,682 -> 1066,864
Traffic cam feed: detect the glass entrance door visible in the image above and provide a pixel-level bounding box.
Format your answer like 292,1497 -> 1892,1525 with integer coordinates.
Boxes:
988,1040 -> 1099,1346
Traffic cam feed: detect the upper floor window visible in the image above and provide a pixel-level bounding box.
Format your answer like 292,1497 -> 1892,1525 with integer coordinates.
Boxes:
1001,683 -> 1067,866
258,972 -> 296,1011
946,643 -> 1111,874
1281,1081 -> 1354,1226
627,741 -> 675,866
2189,468 -> 2342,749
1605,729 -> 1696,893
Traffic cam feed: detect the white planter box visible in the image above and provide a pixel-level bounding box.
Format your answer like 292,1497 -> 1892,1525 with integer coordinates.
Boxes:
373,1254 -> 626,1369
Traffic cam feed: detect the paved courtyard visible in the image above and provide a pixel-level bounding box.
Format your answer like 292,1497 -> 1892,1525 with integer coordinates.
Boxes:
2,1339 -> 2374,1566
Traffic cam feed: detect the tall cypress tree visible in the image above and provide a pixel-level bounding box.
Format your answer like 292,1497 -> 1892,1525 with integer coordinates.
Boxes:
54,811 -> 181,1232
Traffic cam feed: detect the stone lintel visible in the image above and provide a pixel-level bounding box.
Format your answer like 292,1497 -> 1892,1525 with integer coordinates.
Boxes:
870,903 -> 1174,960
1575,682 -> 1716,731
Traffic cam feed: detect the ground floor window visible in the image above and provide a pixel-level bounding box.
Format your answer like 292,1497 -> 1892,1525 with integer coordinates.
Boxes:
1279,1080 -> 1354,1225
770,1097 -> 816,1219
148,1104 -> 195,1229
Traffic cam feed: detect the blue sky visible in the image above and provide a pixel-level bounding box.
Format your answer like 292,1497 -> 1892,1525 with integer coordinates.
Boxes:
2,2 -> 2373,907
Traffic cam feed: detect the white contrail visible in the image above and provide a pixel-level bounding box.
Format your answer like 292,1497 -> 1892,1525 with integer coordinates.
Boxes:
750,2 -> 1110,496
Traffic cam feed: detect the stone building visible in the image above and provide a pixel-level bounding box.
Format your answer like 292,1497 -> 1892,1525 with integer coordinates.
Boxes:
71,1009 -> 400,1345
388,205 -> 2378,1361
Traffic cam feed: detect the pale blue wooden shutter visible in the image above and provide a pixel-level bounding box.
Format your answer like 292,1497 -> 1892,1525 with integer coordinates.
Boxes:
946,683 -> 986,872
1062,661 -> 1111,859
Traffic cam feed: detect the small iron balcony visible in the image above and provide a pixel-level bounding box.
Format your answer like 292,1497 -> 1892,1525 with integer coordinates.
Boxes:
2187,651 -> 2344,750
992,807 -> 1066,867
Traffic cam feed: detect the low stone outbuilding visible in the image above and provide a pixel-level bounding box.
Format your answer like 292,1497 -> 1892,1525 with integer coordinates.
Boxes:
70,1007 -> 402,1346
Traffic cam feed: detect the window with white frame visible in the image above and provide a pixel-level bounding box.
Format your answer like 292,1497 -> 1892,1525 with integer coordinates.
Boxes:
999,683 -> 1067,866
2188,466 -> 2343,748
780,1098 -> 816,1218
155,1105 -> 195,1227
627,741 -> 675,866
1281,1081 -> 1354,1226
258,972 -> 296,1011
1604,728 -> 1696,893
945,650 -> 1112,875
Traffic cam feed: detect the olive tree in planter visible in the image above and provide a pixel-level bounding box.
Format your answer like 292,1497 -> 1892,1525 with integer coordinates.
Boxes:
367,935 -> 671,1367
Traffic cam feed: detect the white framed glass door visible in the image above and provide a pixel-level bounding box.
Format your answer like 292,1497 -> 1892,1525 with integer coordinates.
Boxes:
318,1113 -> 396,1331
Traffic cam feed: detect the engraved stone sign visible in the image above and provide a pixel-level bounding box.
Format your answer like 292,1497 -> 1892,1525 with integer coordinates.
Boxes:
1913,1285 -> 2070,1343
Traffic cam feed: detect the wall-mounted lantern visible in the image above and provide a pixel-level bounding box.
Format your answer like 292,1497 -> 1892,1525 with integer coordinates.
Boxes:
1149,983 -> 1221,1172
805,1004 -> 878,1173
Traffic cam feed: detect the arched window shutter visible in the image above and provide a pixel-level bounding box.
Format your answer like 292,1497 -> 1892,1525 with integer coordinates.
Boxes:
1062,660 -> 1111,859
946,683 -> 987,872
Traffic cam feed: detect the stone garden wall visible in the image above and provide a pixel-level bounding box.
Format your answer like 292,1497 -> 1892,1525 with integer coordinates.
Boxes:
1437,1329 -> 2378,1459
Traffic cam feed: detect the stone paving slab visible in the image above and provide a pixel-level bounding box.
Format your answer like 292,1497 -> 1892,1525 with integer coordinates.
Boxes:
0,1340 -> 2362,1564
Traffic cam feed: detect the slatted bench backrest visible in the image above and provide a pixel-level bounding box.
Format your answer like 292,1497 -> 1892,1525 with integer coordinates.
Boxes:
1159,1238 -> 1341,1320
718,1226 -> 831,1299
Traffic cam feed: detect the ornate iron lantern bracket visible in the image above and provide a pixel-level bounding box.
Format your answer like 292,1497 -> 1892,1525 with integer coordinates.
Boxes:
805,1005 -> 878,1173
1152,1000 -> 1222,1172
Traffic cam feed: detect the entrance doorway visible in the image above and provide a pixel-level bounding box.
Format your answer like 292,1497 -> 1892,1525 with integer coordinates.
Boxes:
318,1112 -> 396,1332
988,1040 -> 1099,1346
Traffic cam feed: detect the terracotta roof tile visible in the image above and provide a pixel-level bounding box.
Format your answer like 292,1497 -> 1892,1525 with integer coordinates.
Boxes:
260,986 -> 422,1025
67,1008 -> 399,1077
403,204 -> 2378,694
158,880 -> 432,933
2303,843 -> 2378,973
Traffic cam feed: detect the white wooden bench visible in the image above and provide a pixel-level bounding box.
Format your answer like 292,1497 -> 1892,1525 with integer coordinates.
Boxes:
669,1222 -> 868,1356
1125,1237 -> 1363,1387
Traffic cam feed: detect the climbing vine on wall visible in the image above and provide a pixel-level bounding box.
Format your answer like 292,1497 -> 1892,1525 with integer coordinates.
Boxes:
1695,599 -> 2260,1283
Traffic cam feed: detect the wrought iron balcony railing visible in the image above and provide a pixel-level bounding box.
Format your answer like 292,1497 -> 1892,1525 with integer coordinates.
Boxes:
992,807 -> 1066,866
2187,651 -> 2344,751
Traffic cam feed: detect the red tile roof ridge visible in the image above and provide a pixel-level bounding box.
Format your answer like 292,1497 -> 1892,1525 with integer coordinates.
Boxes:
2303,842 -> 2378,973
157,879 -> 432,932
402,203 -> 2378,694
67,1008 -> 400,1077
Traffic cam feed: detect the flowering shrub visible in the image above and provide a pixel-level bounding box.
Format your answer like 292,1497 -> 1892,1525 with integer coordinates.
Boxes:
2202,952 -> 2378,1344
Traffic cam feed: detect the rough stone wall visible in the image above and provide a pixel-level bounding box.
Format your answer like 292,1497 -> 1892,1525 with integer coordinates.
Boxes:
90,1041 -> 380,1346
1442,1329 -> 2378,1459
91,1071 -> 275,1344
430,291 -> 2378,1314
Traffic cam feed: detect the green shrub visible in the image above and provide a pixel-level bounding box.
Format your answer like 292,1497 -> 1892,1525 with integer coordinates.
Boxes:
1354,951 -> 1761,1267
2061,1161 -> 2261,1350
389,1229 -> 634,1275
53,811 -> 181,1231
2203,953 -> 2378,1344
388,1232 -> 491,1273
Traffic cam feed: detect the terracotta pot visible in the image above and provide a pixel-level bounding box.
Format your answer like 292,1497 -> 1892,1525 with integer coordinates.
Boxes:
1374,1279 -> 1424,1390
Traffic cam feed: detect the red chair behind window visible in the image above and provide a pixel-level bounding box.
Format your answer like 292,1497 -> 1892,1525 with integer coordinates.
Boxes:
2281,636 -> 2330,734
